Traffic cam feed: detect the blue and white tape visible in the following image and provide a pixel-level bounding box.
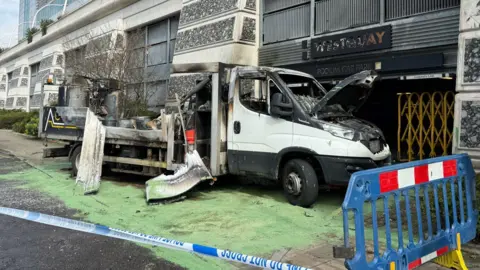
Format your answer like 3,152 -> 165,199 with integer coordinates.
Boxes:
0,207 -> 311,270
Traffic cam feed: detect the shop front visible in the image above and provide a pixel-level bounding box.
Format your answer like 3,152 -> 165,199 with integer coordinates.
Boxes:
278,26 -> 457,162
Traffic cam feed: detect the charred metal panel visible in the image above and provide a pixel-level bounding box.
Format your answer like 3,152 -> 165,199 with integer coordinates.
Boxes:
315,0 -> 380,35
259,39 -> 309,66
386,0 -> 459,20
263,4 -> 310,44
263,0 -> 309,14
392,11 -> 459,49
260,9 -> 459,66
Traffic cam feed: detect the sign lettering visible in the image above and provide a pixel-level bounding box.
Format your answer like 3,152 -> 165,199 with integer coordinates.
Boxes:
311,26 -> 392,58
405,73 -> 443,80
315,62 -> 374,78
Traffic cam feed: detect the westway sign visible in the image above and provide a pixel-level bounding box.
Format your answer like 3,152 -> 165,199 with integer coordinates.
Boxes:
311,26 -> 392,58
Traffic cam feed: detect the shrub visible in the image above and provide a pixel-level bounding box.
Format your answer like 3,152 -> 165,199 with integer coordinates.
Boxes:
0,110 -> 30,129
26,27 -> 39,43
40,19 -> 54,35
0,109 -> 38,132
12,118 -> 28,133
25,116 -> 39,137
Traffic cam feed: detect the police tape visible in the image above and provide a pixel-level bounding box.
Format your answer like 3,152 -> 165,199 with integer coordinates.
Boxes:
0,206 -> 311,270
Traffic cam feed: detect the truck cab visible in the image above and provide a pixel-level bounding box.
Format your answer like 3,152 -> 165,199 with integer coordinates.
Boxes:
227,66 -> 391,207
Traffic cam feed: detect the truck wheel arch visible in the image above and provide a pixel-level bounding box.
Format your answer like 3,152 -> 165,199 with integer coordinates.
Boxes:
274,147 -> 323,181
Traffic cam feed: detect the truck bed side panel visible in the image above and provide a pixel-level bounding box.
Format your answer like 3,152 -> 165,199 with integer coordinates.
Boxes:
42,106 -> 87,139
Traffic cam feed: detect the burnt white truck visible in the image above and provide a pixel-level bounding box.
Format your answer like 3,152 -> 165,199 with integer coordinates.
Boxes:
42,62 -> 391,207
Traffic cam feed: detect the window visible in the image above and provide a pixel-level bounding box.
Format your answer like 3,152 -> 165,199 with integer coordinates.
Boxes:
169,39 -> 176,63
65,46 -> 86,77
262,1 -> 310,44
170,16 -> 179,63
130,30 -> 146,49
170,18 -> 179,39
239,78 -> 269,114
30,63 -> 40,95
147,43 -> 168,65
126,83 -> 145,100
277,73 -> 326,114
385,0 -> 459,20
7,72 -> 13,89
85,34 -> 113,56
129,49 -> 145,68
315,0 -> 380,34
125,15 -> 179,110
268,79 -> 293,118
148,21 -> 168,44
147,20 -> 168,66
146,80 -> 167,107
268,79 -> 281,96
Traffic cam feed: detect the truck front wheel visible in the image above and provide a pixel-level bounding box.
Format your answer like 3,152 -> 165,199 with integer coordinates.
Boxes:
282,159 -> 318,207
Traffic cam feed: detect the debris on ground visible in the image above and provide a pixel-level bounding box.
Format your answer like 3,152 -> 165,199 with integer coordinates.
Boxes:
145,150 -> 212,202
147,196 -> 187,206
76,109 -> 106,194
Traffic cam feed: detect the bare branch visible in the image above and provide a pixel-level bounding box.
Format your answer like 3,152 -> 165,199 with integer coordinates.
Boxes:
63,26 -> 157,118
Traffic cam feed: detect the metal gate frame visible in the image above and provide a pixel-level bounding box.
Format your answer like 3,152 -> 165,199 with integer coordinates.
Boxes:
397,91 -> 455,162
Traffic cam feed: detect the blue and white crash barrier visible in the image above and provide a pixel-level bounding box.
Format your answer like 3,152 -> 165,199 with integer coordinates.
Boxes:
0,207 -> 311,270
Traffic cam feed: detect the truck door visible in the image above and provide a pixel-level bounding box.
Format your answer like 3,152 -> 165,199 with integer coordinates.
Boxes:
227,74 -> 293,178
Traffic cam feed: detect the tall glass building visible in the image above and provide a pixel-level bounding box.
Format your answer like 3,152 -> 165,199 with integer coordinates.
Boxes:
18,0 -> 36,41
18,0 -> 85,41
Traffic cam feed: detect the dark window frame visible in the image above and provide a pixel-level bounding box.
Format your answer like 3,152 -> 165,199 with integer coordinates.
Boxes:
239,77 -> 270,115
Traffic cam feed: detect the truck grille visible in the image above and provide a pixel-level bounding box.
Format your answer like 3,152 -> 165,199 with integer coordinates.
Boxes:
369,139 -> 384,154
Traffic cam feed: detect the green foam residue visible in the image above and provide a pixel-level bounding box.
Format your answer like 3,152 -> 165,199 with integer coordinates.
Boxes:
0,162 -> 346,269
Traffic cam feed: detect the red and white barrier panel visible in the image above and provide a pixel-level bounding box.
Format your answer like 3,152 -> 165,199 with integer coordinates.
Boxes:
379,160 -> 457,193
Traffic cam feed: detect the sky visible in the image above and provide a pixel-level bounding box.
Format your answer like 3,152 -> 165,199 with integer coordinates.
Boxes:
0,0 -> 20,48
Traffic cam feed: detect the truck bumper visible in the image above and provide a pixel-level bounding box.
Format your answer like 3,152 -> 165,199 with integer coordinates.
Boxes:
315,155 -> 391,186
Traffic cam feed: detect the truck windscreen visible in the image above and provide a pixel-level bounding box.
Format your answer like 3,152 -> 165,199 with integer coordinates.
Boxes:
277,73 -> 326,114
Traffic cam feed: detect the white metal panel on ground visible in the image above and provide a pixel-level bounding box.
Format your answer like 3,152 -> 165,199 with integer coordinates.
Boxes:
76,109 -> 106,194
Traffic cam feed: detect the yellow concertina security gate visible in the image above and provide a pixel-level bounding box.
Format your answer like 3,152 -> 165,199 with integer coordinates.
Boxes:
397,91 -> 455,162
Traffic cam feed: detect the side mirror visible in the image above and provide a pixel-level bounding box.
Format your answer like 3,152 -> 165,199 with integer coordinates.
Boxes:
271,93 -> 293,117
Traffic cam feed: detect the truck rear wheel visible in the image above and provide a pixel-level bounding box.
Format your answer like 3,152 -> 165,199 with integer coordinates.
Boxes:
282,159 -> 318,207
70,146 -> 111,177
71,146 -> 81,176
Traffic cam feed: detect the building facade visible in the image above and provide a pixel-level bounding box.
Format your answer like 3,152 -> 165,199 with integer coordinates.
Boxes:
1,0 -> 260,113
259,0 -> 459,79
453,0 -> 480,170
258,0 -> 461,162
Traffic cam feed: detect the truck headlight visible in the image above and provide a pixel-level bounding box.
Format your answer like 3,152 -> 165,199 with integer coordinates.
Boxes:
323,124 -> 355,140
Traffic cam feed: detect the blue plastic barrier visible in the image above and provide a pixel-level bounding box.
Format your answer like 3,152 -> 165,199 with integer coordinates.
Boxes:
339,154 -> 478,270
